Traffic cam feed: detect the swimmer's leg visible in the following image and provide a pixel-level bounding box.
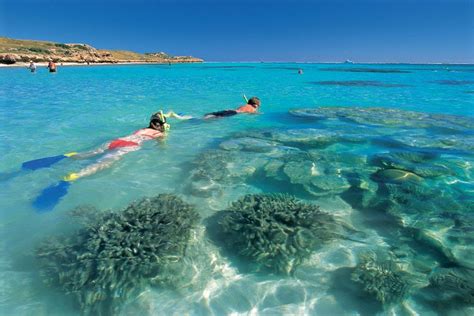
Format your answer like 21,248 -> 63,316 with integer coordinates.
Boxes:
66,147 -> 137,180
71,143 -> 109,159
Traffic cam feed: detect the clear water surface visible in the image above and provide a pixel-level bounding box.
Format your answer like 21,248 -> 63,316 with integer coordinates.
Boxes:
0,63 -> 473,315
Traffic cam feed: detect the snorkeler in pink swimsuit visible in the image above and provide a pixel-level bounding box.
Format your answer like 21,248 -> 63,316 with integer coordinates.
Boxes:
63,111 -> 174,181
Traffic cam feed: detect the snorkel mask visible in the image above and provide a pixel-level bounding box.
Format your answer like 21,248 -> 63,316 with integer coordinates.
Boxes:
150,110 -> 171,132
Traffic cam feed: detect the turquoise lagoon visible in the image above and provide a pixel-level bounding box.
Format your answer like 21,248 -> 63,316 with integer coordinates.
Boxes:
0,63 -> 473,315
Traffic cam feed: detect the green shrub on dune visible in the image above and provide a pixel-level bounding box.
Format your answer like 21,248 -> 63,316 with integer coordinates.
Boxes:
211,194 -> 344,274
36,194 -> 200,314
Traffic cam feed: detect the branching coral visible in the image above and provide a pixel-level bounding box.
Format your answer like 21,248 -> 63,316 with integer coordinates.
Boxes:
37,194 -> 200,314
213,194 -> 343,274
429,267 -> 474,305
351,252 -> 413,305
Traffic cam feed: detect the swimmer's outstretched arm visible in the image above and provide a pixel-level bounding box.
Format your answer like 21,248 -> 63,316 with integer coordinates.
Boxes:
163,111 -> 193,120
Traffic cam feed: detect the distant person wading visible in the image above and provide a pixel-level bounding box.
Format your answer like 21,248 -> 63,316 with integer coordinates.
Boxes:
28,61 -> 36,73
47,60 -> 57,73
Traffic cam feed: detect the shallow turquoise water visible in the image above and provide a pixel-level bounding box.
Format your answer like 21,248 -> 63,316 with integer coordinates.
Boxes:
1,63 -> 473,315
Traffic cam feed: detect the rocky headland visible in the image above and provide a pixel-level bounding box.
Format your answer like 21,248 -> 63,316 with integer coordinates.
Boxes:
0,37 -> 203,66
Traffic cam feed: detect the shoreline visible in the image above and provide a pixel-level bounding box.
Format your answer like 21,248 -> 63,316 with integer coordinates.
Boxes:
0,61 -> 201,68
2,61 -> 473,68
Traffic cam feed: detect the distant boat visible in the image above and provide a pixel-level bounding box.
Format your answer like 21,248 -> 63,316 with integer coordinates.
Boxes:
344,59 -> 354,64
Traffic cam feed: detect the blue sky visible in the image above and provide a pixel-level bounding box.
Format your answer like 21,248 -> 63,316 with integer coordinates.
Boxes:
0,0 -> 473,63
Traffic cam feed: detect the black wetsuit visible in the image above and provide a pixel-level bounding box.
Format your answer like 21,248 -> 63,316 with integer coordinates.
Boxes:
204,109 -> 238,118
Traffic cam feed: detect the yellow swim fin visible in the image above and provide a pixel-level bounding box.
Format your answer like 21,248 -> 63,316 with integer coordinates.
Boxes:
63,172 -> 80,182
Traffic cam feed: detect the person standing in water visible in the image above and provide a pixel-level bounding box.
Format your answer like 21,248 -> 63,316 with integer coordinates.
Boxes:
47,60 -> 57,73
63,111 -> 173,182
204,96 -> 261,119
28,61 -> 36,73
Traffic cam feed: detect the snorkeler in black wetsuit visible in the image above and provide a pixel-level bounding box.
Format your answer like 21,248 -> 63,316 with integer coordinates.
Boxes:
204,97 -> 261,118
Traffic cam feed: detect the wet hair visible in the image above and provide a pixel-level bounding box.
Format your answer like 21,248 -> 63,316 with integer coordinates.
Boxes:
149,113 -> 167,130
149,119 -> 164,129
247,97 -> 260,107
150,112 -> 166,123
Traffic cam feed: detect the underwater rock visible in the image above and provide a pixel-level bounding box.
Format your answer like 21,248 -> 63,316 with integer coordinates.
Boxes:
185,150 -> 242,197
188,149 -> 265,185
306,175 -> 351,196
434,211 -> 474,269
235,127 -> 372,150
351,252 -> 417,305
187,150 -> 237,184
289,107 -> 474,133
184,147 -> 270,199
210,194 -> 345,274
262,159 -> 286,180
373,168 -> 423,183
290,107 -> 427,127
370,181 -> 474,268
251,128 -> 344,148
340,174 -> 380,210
219,136 -> 301,158
37,194 -> 200,314
283,160 -> 316,184
219,137 -> 280,153
371,152 -> 452,178
262,151 -> 361,196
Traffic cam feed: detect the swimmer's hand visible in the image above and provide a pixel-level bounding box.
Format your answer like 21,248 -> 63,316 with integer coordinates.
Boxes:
175,114 -> 193,120
164,111 -> 193,120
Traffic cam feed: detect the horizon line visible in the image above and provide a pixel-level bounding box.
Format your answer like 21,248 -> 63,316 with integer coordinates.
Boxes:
203,61 -> 474,65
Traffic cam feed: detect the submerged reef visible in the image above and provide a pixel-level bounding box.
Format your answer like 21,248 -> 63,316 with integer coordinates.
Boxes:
242,128 -> 369,149
184,149 -> 265,198
367,180 -> 474,269
210,194 -> 346,274
430,80 -> 474,85
289,107 -> 474,133
387,133 -> 474,153
178,103 -> 473,313
37,194 -> 200,314
268,151 -> 355,196
186,128 -> 377,199
351,252 -> 419,305
319,67 -> 411,73
311,81 -> 410,87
